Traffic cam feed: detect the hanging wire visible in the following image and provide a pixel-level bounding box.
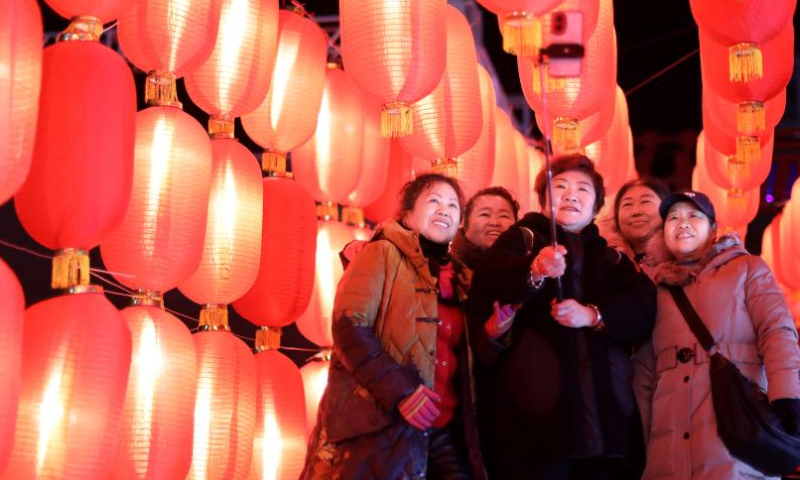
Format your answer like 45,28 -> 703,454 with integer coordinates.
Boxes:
624,47 -> 699,97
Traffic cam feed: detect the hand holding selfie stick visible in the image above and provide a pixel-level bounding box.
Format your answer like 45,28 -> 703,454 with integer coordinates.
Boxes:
536,41 -> 584,302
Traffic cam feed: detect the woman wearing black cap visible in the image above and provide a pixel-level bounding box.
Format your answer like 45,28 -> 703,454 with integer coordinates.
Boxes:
638,190 -> 800,480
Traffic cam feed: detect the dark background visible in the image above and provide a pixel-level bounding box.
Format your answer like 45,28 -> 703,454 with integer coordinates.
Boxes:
1,0 -> 798,364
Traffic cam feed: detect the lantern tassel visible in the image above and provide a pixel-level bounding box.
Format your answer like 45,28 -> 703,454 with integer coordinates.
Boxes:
553,117 -> 581,155
199,305 -> 230,331
316,202 -> 339,221
532,66 -> 566,94
341,206 -> 365,228
262,150 -> 288,176
431,158 -> 459,179
145,70 -> 182,108
501,12 -> 542,57
52,248 -> 90,290
736,102 -> 765,135
255,327 -> 282,351
209,114 -> 235,138
381,102 -> 413,138
729,43 -> 763,82
735,136 -> 761,165
726,154 -> 749,196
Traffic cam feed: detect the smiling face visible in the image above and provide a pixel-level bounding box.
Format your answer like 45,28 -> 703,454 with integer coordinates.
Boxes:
543,170 -> 597,232
617,185 -> 663,251
664,201 -> 715,261
464,194 -> 516,249
403,181 -> 461,244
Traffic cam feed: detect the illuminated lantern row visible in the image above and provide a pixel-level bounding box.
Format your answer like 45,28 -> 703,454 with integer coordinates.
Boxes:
763,215 -> 800,290
251,329 -> 307,480
475,0 -> 564,56
778,210 -> 800,289
528,146 -> 545,212
698,24 -> 794,164
112,301 -> 197,480
340,0 -> 447,137
514,131 -> 532,212
690,0 -> 795,82
456,65 -> 497,199
185,0 -> 279,130
15,18 -> 135,290
400,5 -> 482,174
4,288 -> 132,480
293,65 -> 365,206
242,10 -> 327,172
692,162 -> 759,232
0,0 -> 42,206
364,140 -> 414,224
0,258 -> 24,475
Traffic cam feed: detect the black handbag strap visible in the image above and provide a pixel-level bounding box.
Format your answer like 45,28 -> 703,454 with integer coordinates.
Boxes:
667,286 -> 716,351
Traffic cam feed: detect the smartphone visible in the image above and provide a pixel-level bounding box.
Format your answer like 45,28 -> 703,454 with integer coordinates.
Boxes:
546,11 -> 583,78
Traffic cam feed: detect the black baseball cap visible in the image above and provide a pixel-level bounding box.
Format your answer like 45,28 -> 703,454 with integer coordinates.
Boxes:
659,190 -> 716,223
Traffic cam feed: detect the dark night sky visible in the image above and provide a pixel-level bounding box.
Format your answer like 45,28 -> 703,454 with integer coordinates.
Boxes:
3,0 -> 796,361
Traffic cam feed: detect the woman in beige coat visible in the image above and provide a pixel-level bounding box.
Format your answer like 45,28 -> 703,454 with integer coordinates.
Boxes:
637,190 -> 800,480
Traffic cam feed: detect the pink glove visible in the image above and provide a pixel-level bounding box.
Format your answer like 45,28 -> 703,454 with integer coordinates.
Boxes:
398,385 -> 441,430
484,301 -> 520,339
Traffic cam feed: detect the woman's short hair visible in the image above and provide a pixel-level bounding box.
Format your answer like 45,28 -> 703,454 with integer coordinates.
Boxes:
534,154 -> 605,213
463,186 -> 521,230
396,173 -> 466,219
613,177 -> 671,231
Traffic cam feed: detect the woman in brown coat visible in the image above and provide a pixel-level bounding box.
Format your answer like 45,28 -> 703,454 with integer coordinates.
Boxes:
637,190 -> 800,480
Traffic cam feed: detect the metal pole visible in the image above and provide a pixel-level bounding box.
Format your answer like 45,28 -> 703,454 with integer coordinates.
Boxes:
537,51 -> 564,301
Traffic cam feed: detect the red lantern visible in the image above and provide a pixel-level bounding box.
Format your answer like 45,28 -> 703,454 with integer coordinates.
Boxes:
178,138 -> 263,310
346,97 -> 391,209
44,0 -> 134,22
252,336 -> 307,480
690,0 -> 795,82
457,64 -> 497,199
399,5 -> 482,164
778,211 -> 800,288
528,146 -> 545,212
241,10 -> 327,171
490,108 -> 520,197
299,355 -> 330,436
475,0 -> 565,56
692,166 -> 759,231
101,106 -> 213,293
514,131 -> 531,212
0,258 -> 23,474
520,2 -> 616,151
118,0 -> 222,79
293,66 -> 365,204
703,88 -> 785,138
189,330 -> 256,480
233,177 -> 317,327
111,303 -> 197,480
787,178 -> 800,265
584,87 -> 630,194
364,140 -> 414,224
296,220 -> 354,348
4,290 -> 132,480
763,215 -> 800,290
699,129 -> 774,194
340,0 -> 446,137
535,84 -> 616,152
185,0 -> 278,122
14,39 -> 135,289
0,0 -> 41,206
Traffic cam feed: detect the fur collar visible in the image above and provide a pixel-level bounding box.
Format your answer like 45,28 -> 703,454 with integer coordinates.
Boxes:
597,215 -> 635,262
649,232 -> 746,286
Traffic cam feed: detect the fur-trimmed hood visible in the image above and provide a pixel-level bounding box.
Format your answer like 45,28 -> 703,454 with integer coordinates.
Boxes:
648,232 -> 747,286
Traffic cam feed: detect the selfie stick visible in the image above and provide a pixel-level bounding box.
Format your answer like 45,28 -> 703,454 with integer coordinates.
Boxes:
537,50 -> 564,301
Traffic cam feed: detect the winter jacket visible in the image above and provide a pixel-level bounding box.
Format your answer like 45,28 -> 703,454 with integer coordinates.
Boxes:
636,233 -> 800,480
468,212 -> 657,478
301,219 -> 486,480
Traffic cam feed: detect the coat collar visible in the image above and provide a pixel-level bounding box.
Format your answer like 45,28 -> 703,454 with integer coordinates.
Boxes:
372,219 -> 429,272
520,212 -> 605,246
649,232 -> 747,286
450,228 -> 484,271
